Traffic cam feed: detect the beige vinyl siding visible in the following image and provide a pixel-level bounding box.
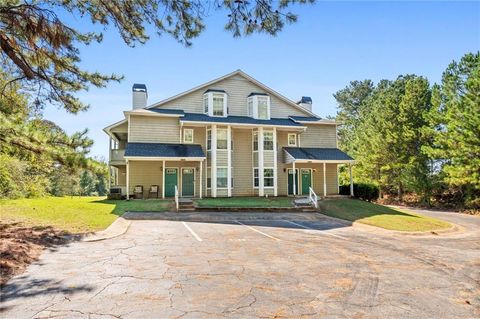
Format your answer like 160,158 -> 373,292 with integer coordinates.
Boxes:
117,166 -> 126,185
217,150 -> 228,166
232,129 -> 253,196
264,151 -> 274,166
128,161 -> 163,197
278,163 -> 338,196
129,115 -> 180,143
128,160 -> 204,198
299,124 -> 337,148
156,75 -> 310,118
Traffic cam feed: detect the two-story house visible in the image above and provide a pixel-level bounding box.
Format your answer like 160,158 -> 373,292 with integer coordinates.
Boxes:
104,70 -> 354,199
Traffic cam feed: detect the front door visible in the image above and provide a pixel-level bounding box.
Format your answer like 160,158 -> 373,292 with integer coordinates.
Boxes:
182,168 -> 195,197
288,169 -> 299,195
301,169 -> 312,195
164,168 -> 178,197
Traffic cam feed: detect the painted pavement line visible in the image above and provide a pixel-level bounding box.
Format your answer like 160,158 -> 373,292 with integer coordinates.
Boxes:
235,221 -> 281,241
284,220 -> 347,240
182,221 -> 203,242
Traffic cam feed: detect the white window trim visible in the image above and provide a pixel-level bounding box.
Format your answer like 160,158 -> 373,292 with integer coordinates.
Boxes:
263,130 -> 274,151
203,92 -> 228,117
288,133 -> 297,146
216,166 -> 229,189
247,95 -> 270,120
253,167 -> 275,189
183,128 -> 194,144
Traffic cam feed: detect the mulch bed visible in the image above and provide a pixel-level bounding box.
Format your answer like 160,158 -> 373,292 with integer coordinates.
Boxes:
0,223 -> 69,285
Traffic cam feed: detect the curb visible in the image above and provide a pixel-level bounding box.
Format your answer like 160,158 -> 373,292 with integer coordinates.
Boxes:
80,217 -> 131,242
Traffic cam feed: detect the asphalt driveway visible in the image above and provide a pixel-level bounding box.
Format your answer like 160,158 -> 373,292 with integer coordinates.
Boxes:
1,211 -> 479,318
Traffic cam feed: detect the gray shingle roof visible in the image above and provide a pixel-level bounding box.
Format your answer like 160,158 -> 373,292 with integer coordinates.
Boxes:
289,116 -> 322,122
181,113 -> 303,127
284,147 -> 354,161
125,143 -> 205,158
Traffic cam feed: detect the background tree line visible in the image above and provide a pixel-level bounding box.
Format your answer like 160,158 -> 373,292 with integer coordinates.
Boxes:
336,52 -> 479,210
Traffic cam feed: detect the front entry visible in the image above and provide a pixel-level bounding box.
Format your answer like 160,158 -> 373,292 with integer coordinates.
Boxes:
301,169 -> 312,195
288,169 -> 299,195
181,168 -> 195,197
164,168 -> 178,197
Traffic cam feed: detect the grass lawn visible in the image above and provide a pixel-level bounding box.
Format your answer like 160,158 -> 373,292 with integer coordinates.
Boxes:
195,196 -> 294,208
321,199 -> 451,232
0,197 -> 171,233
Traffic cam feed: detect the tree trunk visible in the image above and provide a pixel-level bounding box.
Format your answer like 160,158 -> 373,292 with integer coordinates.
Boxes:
398,182 -> 404,202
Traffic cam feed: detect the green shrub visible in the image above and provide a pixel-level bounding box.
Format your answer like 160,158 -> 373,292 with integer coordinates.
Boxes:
339,183 -> 379,202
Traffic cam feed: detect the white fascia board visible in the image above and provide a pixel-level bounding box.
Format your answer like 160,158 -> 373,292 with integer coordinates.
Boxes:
123,110 -> 184,118
124,156 -> 206,161
103,118 -> 127,135
293,159 -> 356,164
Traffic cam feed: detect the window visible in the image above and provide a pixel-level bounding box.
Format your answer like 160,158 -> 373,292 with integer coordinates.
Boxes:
257,96 -> 269,120
217,168 -> 228,188
247,95 -> 270,120
217,129 -> 227,149
288,133 -> 297,146
207,130 -> 212,150
203,91 -> 228,117
264,168 -> 274,187
264,131 -> 274,150
203,94 -> 209,113
183,129 -> 194,143
253,168 -> 274,188
253,132 -> 258,151
207,167 -> 211,188
213,94 -> 225,116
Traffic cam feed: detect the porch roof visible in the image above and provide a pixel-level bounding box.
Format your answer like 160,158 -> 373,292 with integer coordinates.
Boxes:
125,142 -> 205,159
284,147 -> 354,163
181,112 -> 304,127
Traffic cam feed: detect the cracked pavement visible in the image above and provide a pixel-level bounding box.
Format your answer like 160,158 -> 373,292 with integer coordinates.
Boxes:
1,210 -> 479,318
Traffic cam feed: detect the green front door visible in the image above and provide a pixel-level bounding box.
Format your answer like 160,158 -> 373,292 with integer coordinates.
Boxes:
182,168 -> 195,197
301,169 -> 312,195
288,169 -> 299,195
164,168 -> 178,197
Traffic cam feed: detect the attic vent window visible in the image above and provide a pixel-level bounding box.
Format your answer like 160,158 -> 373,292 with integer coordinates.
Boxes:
247,93 -> 270,120
203,90 -> 227,117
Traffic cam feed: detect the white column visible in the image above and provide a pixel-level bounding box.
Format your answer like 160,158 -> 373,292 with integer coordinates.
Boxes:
109,137 -> 112,163
199,160 -> 203,199
162,160 -> 165,199
349,164 -> 354,197
273,127 -> 278,197
211,125 -> 217,198
227,125 -> 232,197
258,127 -> 264,197
323,162 -> 327,197
126,160 -> 130,200
292,161 -> 296,196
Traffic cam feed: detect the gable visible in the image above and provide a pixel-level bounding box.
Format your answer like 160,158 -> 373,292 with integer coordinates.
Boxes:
151,72 -> 314,118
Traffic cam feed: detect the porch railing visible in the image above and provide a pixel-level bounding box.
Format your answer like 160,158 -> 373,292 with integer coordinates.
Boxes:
174,185 -> 179,212
111,149 -> 125,161
309,187 -> 319,209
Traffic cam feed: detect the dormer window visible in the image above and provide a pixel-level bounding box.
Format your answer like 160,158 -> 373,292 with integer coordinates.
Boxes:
203,89 -> 227,117
247,93 -> 270,120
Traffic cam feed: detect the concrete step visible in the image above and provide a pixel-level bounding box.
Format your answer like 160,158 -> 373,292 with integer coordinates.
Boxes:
179,207 -> 196,212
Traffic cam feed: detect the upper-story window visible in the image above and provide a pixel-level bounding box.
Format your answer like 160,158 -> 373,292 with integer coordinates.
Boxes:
183,129 -> 194,144
247,93 -> 270,120
203,90 -> 227,117
288,133 -> 297,146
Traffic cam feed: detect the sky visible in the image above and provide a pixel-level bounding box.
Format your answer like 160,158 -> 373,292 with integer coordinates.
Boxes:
42,1 -> 480,160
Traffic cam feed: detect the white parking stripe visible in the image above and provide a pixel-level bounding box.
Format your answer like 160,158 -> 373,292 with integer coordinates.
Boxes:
235,221 -> 281,241
284,220 -> 347,240
182,222 -> 202,242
